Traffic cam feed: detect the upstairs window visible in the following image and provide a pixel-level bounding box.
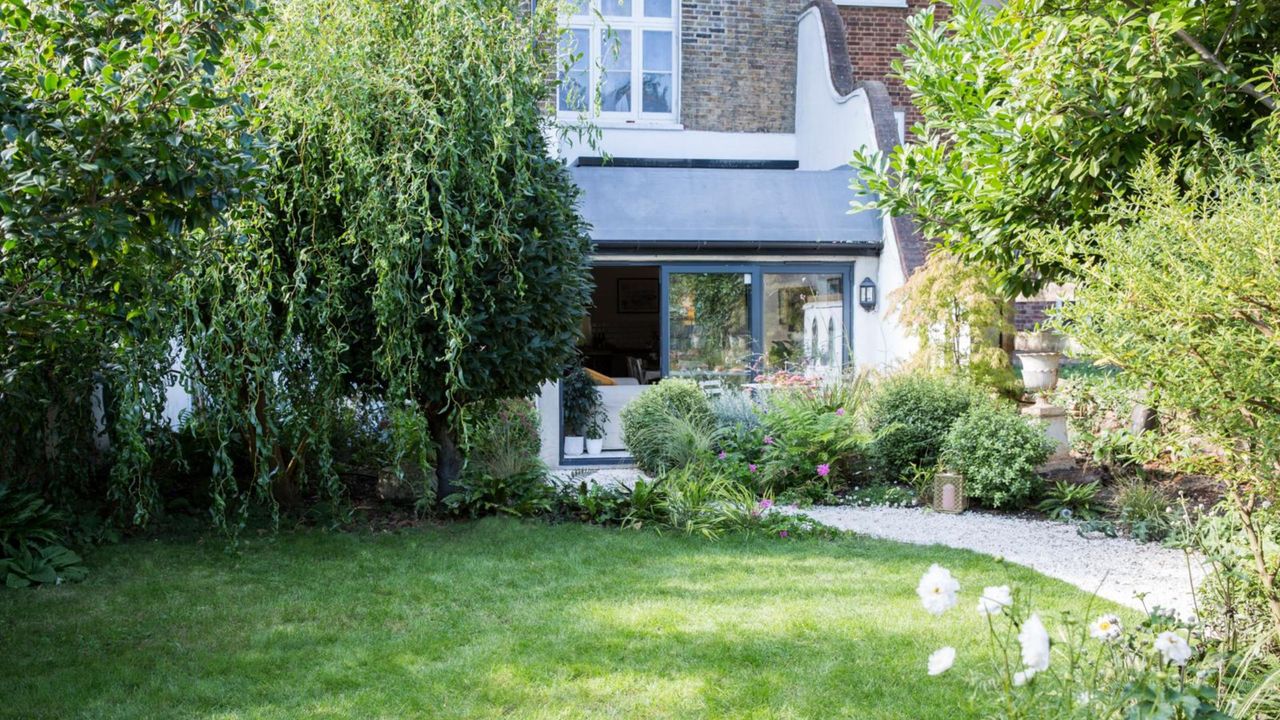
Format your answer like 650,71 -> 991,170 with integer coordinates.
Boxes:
558,0 -> 678,123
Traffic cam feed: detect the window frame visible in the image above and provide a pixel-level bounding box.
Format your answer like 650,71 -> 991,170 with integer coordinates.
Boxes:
558,0 -> 680,125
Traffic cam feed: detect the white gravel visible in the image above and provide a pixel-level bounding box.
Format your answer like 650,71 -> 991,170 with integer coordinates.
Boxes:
796,505 -> 1206,616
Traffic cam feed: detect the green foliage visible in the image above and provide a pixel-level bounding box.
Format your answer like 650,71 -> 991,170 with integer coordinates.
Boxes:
1036,480 -> 1102,522
188,0 -> 593,514
1041,146 -> 1280,628
620,379 -> 716,475
887,250 -> 1017,392
560,366 -> 603,438
0,483 -> 85,587
843,483 -> 918,509
0,0 -> 270,517
463,397 -> 541,480
852,0 -> 1280,295
755,377 -> 874,502
1109,478 -> 1172,543
869,372 -> 985,480
443,469 -> 554,519
942,402 -> 1053,508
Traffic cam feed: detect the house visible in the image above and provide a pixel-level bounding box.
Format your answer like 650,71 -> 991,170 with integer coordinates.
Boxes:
537,0 -> 934,467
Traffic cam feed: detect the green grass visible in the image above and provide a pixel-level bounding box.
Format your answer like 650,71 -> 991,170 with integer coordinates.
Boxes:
0,519 -> 1120,719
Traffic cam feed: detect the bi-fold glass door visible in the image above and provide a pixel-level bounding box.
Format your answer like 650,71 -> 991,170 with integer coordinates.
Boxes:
660,264 -> 852,386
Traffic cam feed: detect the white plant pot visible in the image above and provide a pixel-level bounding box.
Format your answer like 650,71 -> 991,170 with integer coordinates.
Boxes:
585,438 -> 604,455
563,436 -> 585,456
1017,352 -> 1062,393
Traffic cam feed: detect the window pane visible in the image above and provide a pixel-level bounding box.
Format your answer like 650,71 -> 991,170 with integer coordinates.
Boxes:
560,28 -> 589,72
566,0 -> 589,16
642,30 -> 672,71
643,0 -> 673,17
601,29 -> 630,71
601,0 -> 631,16
667,273 -> 753,386
600,29 -> 631,112
762,273 -> 844,378
558,71 -> 589,112
642,72 -> 671,113
601,73 -> 631,112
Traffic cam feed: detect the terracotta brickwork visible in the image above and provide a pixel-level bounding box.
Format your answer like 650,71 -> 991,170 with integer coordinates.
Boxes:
837,1 -> 948,131
679,0 -> 804,133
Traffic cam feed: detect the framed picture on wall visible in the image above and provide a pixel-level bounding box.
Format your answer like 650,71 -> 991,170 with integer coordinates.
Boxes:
617,277 -> 659,314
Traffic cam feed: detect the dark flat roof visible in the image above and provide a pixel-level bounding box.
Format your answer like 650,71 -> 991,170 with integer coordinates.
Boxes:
569,165 -> 882,253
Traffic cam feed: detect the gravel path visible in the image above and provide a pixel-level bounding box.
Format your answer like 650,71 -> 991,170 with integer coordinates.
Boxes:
797,505 -> 1206,616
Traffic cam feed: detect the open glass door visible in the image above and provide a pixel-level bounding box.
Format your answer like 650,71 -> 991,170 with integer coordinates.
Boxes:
663,271 -> 754,386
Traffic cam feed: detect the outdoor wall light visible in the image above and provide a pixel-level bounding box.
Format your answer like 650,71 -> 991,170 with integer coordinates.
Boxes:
858,277 -> 877,312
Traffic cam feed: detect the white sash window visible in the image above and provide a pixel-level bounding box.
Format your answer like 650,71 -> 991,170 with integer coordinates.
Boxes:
558,0 -> 679,123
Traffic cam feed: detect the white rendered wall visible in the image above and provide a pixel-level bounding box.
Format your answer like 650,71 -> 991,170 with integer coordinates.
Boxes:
794,6 -> 879,171
557,127 -> 797,164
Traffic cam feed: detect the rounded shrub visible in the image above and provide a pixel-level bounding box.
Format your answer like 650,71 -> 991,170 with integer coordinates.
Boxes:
941,402 -> 1053,508
869,373 -> 985,479
621,379 -> 715,476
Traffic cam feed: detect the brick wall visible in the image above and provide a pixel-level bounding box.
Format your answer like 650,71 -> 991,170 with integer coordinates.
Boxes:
837,0 -> 948,131
679,0 -> 804,133
1013,301 -> 1055,332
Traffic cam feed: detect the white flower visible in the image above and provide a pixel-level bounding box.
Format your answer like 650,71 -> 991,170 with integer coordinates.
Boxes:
1018,613 -> 1051,672
927,646 -> 956,676
1154,631 -> 1193,666
917,564 -> 960,616
977,585 -> 1012,616
1013,669 -> 1037,686
1089,614 -> 1122,642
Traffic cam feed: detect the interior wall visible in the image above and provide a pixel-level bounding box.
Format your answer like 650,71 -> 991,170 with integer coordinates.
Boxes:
586,266 -> 661,353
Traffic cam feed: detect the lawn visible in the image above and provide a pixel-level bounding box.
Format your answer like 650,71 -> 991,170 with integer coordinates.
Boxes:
0,518 -> 1119,719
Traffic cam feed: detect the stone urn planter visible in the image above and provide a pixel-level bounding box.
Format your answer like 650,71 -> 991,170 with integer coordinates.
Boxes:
1017,351 -> 1062,394
1015,339 -> 1074,471
1015,330 -> 1067,354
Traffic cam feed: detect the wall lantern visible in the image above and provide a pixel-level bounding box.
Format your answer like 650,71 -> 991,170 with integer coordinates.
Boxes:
858,277 -> 877,312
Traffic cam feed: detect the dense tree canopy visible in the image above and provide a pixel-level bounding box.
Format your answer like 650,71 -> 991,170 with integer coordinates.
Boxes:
0,0 -> 269,512
234,0 -> 592,492
853,0 -> 1280,296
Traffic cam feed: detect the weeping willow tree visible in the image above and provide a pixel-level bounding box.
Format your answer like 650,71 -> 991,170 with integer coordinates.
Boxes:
186,0 -> 592,509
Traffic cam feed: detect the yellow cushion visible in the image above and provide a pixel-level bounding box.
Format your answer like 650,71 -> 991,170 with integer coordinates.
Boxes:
584,368 -> 616,386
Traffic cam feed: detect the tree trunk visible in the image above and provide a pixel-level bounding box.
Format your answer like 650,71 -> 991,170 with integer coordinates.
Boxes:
428,407 -> 463,501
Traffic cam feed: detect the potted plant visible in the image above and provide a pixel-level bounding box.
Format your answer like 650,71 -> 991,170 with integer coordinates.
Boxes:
584,404 -> 607,456
561,363 -> 600,457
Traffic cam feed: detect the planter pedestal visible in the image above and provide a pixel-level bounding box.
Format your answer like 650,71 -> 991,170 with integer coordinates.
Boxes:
1022,399 -> 1073,471
1017,348 -> 1073,471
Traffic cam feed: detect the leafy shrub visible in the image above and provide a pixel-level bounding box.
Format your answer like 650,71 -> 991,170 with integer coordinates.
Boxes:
710,390 -> 762,433
1110,478 -> 1172,543
443,469 -> 554,519
941,402 -> 1053,508
869,373 -> 985,480
0,484 -> 86,588
620,379 -> 716,475
464,397 -> 542,480
1035,480 -> 1102,521
756,376 -> 874,503
552,481 -> 632,525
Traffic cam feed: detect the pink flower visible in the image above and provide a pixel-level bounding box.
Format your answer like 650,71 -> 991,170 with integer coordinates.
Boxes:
763,436 -> 774,445
835,408 -> 845,416
779,530 -> 789,538
816,463 -> 831,477
748,463 -> 758,473
758,498 -> 773,510
717,451 -> 727,460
